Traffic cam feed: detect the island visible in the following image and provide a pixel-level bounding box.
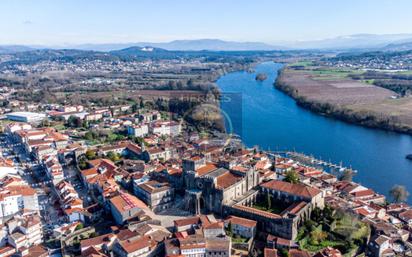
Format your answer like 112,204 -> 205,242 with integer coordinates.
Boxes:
255,73 -> 268,81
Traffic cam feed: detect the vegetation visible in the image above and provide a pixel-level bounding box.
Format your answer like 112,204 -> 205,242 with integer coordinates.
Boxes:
85,150 -> 97,160
84,130 -> 126,145
283,170 -> 299,184
389,184 -> 410,203
340,169 -> 354,182
253,195 -> 289,214
255,73 -> 268,81
75,223 -> 84,231
298,206 -> 370,254
106,151 -> 121,162
350,71 -> 412,96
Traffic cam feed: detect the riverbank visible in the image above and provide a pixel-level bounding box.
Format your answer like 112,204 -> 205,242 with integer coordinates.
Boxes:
275,67 -> 412,135
217,62 -> 412,202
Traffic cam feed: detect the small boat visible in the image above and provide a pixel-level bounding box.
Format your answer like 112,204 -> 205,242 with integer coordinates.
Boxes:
406,154 -> 412,161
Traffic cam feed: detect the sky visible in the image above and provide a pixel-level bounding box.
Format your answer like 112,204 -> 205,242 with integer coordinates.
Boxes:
1,0 -> 412,45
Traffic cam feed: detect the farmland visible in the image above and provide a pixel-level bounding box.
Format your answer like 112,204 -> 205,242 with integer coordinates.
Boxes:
275,64 -> 412,134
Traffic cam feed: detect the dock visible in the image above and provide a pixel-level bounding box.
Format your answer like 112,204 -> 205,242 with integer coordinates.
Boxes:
266,150 -> 357,174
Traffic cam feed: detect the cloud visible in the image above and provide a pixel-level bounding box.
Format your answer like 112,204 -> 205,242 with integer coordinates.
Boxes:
23,20 -> 33,25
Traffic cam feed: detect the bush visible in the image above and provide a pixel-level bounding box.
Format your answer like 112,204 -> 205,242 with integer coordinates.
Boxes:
75,223 -> 84,231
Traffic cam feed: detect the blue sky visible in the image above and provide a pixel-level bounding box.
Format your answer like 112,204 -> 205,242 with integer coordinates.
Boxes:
1,0 -> 412,45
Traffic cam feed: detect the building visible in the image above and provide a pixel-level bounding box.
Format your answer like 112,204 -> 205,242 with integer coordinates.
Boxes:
224,215 -> 257,239
133,180 -> 174,213
260,180 -> 324,209
179,236 -> 206,257
150,121 -> 181,137
224,180 -> 325,240
5,112 -> 46,123
109,193 -> 150,225
127,124 -> 149,138
368,235 -> 392,257
0,158 -> 17,179
183,156 -> 259,215
4,123 -> 32,135
0,185 -> 39,220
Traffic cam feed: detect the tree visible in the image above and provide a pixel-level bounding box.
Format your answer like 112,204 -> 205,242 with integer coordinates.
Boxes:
283,170 -> 299,184
67,115 -> 82,128
82,120 -> 89,129
310,229 -> 327,245
266,192 -> 272,210
226,222 -> 233,237
107,151 -> 120,162
389,185 -> 409,203
279,249 -> 289,257
85,150 -> 96,160
78,158 -> 88,170
340,169 -> 354,182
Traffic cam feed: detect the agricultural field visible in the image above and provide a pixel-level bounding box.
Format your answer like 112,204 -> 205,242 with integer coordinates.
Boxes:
276,64 -> 412,133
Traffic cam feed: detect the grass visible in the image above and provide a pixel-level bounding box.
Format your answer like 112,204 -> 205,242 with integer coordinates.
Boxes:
289,61 -> 314,67
298,207 -> 369,254
299,237 -> 344,252
232,236 -> 248,244
53,124 -> 67,131
296,67 -> 365,81
252,201 -> 286,215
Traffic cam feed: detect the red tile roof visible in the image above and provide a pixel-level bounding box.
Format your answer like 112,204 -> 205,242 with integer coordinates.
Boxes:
225,215 -> 257,228
261,180 -> 321,198
216,171 -> 242,189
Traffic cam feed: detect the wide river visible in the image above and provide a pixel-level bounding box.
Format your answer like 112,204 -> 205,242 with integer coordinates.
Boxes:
217,61 -> 412,202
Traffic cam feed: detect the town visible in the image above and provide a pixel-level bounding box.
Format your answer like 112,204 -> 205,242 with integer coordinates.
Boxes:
0,89 -> 410,257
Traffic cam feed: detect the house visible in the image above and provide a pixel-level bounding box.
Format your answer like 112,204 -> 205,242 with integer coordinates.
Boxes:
127,124 -> 149,138
398,209 -> 412,225
368,235 -> 393,257
113,235 -> 159,257
0,158 -> 17,179
266,234 -> 296,249
133,180 -> 174,213
139,111 -> 160,123
205,238 -> 231,257
0,185 -> 39,219
80,233 -> 116,253
143,147 -> 174,162
0,246 -> 16,257
173,216 -> 211,233
80,159 -> 125,188
288,249 -> 311,257
313,247 -> 342,257
4,123 -> 32,135
109,193 -> 150,225
264,248 -> 278,257
6,214 -> 43,248
203,222 -> 224,238
179,235 -> 206,257
224,215 -> 257,239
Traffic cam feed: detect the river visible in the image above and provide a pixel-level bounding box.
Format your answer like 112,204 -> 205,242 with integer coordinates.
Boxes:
217,61 -> 412,202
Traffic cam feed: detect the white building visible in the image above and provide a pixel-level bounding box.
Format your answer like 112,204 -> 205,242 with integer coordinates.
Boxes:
127,124 -> 149,138
150,121 -> 181,137
5,112 -> 46,123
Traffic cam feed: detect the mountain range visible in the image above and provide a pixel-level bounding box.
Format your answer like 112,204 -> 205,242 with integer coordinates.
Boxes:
1,34 -> 412,53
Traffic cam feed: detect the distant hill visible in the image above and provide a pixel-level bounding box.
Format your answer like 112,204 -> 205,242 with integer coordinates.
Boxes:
0,45 -> 34,54
382,41 -> 412,51
288,34 -> 412,50
60,39 -> 287,51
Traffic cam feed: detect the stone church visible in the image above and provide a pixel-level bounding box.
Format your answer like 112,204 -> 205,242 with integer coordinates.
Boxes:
182,155 -> 259,214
